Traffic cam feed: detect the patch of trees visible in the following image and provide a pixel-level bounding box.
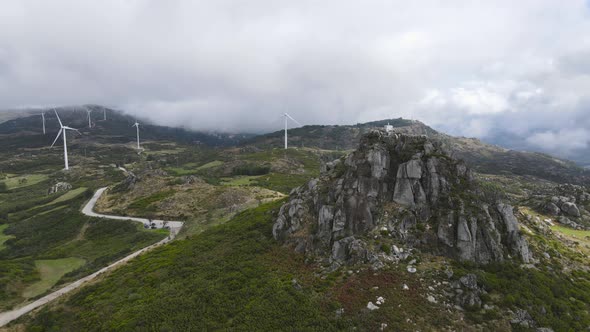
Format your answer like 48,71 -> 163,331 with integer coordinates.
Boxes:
232,164 -> 271,176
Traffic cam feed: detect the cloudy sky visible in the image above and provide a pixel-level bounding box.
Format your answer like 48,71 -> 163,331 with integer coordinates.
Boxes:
1,1 -> 590,162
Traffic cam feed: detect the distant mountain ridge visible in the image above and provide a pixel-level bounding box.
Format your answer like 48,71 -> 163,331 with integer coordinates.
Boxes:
247,118 -> 590,185
0,106 -> 254,149
1,107 -> 588,185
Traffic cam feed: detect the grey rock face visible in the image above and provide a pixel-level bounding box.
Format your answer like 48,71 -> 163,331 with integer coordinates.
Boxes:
393,159 -> 426,207
460,274 -> 478,290
561,202 -> 580,217
511,309 -> 535,329
497,203 -> 532,263
273,130 -> 532,266
114,171 -> 138,191
544,202 -> 561,216
453,274 -> 483,308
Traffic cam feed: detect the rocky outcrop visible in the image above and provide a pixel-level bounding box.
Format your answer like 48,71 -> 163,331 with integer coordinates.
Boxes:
538,184 -> 590,228
47,182 -> 72,195
452,274 -> 483,309
180,175 -> 201,185
543,202 -> 561,216
558,216 -> 582,230
561,202 -> 580,217
273,130 -> 532,267
121,172 -> 138,190
548,196 -> 581,217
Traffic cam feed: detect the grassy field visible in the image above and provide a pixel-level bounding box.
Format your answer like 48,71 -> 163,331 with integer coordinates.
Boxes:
220,175 -> 262,186
0,224 -> 15,251
49,187 -> 88,204
551,225 -> 590,256
0,191 -> 167,311
551,225 -> 590,238
197,160 -> 224,170
143,148 -> 186,156
167,160 -> 225,176
33,187 -> 88,210
22,257 -> 86,298
0,174 -> 48,190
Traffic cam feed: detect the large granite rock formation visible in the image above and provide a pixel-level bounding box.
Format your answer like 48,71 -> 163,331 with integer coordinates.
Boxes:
273,130 -> 532,266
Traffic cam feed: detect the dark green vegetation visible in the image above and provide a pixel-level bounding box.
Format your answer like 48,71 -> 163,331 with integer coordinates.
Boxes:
0,193 -> 165,311
0,152 -> 166,311
160,146 -> 331,195
452,262 -> 590,331
232,163 -> 271,176
23,201 -> 463,331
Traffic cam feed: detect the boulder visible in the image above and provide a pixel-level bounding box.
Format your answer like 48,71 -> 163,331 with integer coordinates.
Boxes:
180,175 -> 199,185
459,274 -> 478,290
453,274 -> 483,308
558,216 -> 581,229
560,202 -> 580,217
543,202 -> 560,216
367,302 -> 380,311
511,309 -> 535,329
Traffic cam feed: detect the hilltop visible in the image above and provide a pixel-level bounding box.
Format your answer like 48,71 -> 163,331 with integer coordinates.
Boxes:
274,130 -> 531,267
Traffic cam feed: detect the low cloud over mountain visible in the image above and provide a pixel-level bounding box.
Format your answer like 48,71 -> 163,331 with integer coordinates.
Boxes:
1,0 -> 589,163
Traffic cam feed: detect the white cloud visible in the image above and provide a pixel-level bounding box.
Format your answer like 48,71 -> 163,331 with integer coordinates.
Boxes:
526,129 -> 590,153
450,87 -> 508,115
1,0 -> 590,162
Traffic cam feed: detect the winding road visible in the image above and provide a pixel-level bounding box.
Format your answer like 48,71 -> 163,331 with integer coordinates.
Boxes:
0,187 -> 183,327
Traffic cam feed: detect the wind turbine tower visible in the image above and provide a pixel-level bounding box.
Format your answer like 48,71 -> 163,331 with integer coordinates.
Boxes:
40,112 -> 46,134
51,110 -> 80,170
85,108 -> 92,128
283,113 -> 302,150
132,121 -> 141,150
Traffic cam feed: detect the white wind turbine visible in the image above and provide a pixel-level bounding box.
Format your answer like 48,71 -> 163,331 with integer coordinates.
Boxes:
132,120 -> 141,150
103,108 -> 107,121
283,113 -> 302,150
39,112 -> 46,134
51,110 -> 81,170
85,107 -> 93,128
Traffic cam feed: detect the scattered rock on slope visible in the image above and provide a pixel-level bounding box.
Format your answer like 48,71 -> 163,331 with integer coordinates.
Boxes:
47,182 -> 72,195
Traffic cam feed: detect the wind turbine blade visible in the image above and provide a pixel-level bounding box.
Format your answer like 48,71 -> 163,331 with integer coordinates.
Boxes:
54,109 -> 63,127
51,129 -> 63,147
285,113 -> 302,126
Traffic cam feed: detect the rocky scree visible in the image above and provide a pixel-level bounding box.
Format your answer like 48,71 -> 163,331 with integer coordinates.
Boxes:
273,130 -> 532,267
